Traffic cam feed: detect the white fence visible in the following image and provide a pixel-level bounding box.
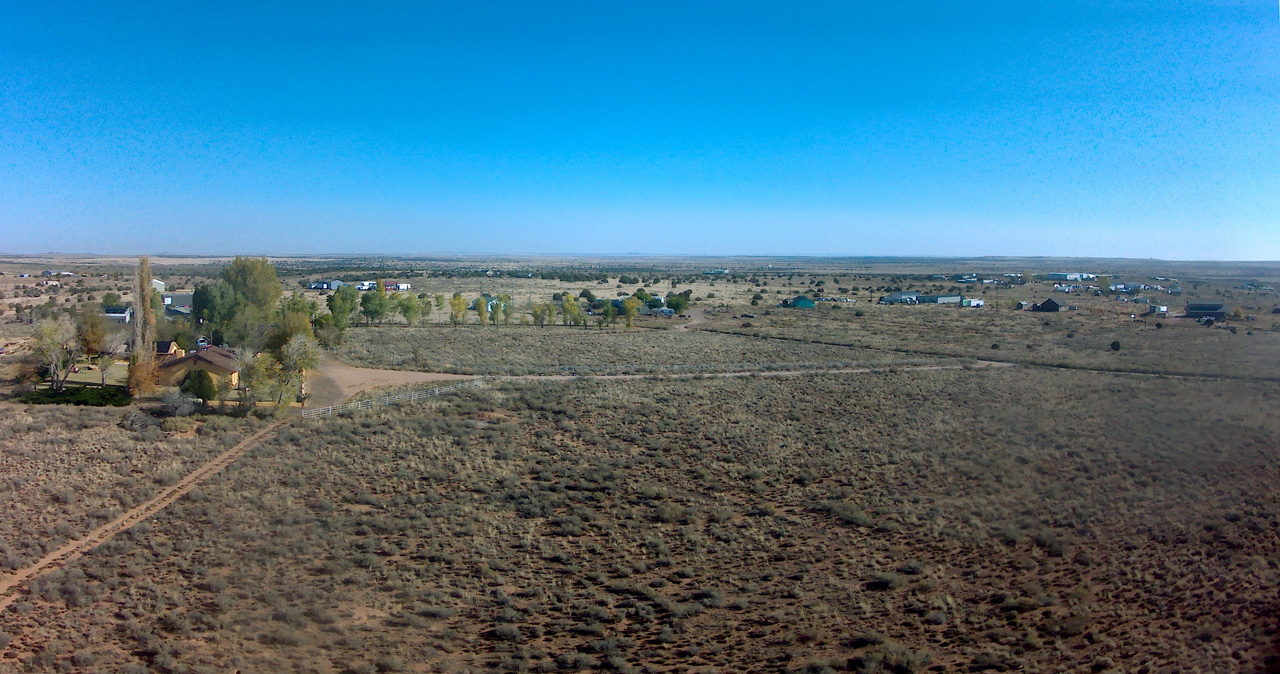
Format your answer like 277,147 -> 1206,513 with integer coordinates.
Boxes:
299,378 -> 483,418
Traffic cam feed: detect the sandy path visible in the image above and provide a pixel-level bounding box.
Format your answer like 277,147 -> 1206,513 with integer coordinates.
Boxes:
672,307 -> 707,330
307,360 -> 474,408
0,421 -> 283,612
505,360 -> 1013,381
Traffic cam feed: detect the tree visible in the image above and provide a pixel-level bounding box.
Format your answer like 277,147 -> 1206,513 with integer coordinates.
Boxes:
434,294 -> 445,310
501,295 -> 515,325
128,257 -> 157,395
32,320 -> 81,393
221,256 -> 282,310
622,297 -> 641,328
532,303 -> 553,327
474,296 -> 489,326
75,304 -> 110,355
100,292 -> 121,307
326,284 -> 359,329
193,281 -> 238,336
279,333 -> 320,405
666,291 -> 691,313
449,293 -> 467,326
603,302 -> 618,327
579,289 -> 596,302
280,291 -> 318,319
182,369 -> 217,402
360,285 -> 391,325
396,293 -> 421,326
417,294 -> 434,322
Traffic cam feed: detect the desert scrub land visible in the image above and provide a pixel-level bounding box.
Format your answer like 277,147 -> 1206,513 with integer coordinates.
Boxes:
700,303 -> 1280,380
336,325 -> 925,375
0,404 -> 266,574
2,369 -> 1276,673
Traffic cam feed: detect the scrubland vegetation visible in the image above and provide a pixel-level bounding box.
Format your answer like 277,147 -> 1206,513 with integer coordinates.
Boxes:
2,256 -> 1278,673
700,304 -> 1280,380
337,325 -> 922,375
2,369 -> 1276,673
0,405 -> 265,573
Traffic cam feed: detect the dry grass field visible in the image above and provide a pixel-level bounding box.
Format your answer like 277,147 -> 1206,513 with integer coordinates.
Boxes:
1,368 -> 1276,673
336,325 -> 926,375
698,304 -> 1280,381
0,406 -> 267,575
1,256 -> 1278,673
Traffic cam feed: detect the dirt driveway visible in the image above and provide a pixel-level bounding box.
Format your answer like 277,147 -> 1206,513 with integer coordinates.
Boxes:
307,359 -> 473,408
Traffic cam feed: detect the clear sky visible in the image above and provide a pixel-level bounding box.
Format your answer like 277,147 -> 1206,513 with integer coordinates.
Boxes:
1,1 -> 1277,259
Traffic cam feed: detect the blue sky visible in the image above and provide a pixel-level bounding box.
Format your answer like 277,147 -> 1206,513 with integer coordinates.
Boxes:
1,1 -> 1277,259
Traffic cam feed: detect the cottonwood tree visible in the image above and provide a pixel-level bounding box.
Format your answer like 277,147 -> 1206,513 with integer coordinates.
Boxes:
449,293 -> 467,326
396,293 -> 420,326
417,293 -> 434,322
222,256 -> 282,309
623,297 -> 641,328
279,333 -> 320,405
360,285 -> 391,325
325,284 -> 359,329
474,296 -> 489,326
501,296 -> 515,325
32,320 -> 81,393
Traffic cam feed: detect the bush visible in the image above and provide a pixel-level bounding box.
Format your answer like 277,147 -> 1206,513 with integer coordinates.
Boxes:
181,369 -> 217,401
1110,340 -> 1121,351
17,386 -> 131,407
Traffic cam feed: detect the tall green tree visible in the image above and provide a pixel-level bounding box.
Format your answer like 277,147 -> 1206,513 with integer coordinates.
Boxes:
474,295 -> 490,326
417,293 -> 434,322
360,285 -> 391,325
221,256 -> 282,309
396,293 -> 421,326
279,333 -> 321,405
325,284 -> 359,329
193,281 -> 238,336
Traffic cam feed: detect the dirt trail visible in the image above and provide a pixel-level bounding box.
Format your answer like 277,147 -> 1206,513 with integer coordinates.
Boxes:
505,360 -> 1012,381
0,362 -> 469,611
0,421 -> 283,612
672,307 -> 706,330
307,360 -> 473,408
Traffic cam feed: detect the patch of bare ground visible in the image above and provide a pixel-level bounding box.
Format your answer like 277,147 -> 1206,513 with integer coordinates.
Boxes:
2,368 -> 1276,673
309,359 -> 474,409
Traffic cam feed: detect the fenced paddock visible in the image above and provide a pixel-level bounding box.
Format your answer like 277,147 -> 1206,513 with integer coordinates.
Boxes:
299,378 -> 483,418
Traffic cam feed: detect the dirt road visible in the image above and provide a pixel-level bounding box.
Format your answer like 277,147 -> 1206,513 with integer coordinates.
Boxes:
673,307 -> 707,330
0,421 -> 283,612
307,360 -> 473,408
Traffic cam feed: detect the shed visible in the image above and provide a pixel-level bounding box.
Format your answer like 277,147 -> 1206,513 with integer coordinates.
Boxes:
918,294 -> 962,304
878,292 -> 919,305
1031,298 -> 1064,312
101,305 -> 133,324
1184,301 -> 1226,320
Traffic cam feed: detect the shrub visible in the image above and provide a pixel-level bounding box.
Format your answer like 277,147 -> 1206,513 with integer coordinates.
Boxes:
1110,340 -> 1121,351
18,386 -> 131,407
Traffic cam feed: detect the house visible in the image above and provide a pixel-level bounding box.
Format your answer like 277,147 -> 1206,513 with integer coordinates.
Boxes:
1031,298 -> 1064,312
101,305 -> 133,324
355,281 -> 377,291
917,294 -> 962,304
156,345 -> 240,388
1184,301 -> 1226,320
155,340 -> 183,363
162,292 -> 194,308
38,280 -> 59,287
151,279 -> 166,293
781,295 -> 816,308
383,282 -> 411,292
1146,305 -> 1169,317
1045,273 -> 1096,281
307,280 -> 344,290
878,292 -> 919,305
961,298 -> 985,307
654,308 -> 676,317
